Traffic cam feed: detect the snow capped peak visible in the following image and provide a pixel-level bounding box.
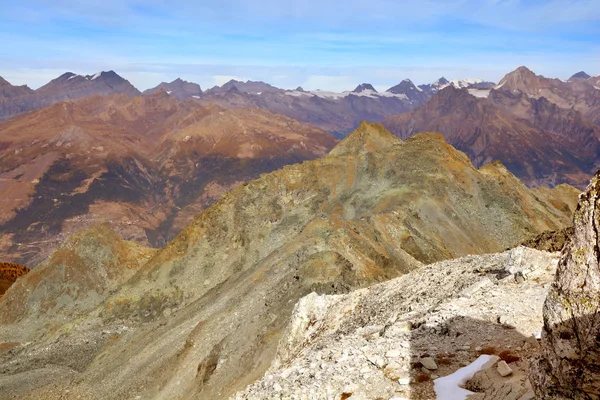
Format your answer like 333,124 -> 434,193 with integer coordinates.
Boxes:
353,83 -> 377,93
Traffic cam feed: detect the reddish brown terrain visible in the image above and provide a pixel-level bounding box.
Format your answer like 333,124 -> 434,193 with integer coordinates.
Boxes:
383,77 -> 600,189
0,91 -> 336,266
0,262 -> 29,297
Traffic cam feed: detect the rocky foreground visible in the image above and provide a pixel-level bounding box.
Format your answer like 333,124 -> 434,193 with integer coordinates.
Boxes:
0,123 -> 580,399
234,246 -> 557,400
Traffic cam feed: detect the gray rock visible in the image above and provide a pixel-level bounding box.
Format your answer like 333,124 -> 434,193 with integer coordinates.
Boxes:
421,357 -> 438,370
531,172 -> 600,399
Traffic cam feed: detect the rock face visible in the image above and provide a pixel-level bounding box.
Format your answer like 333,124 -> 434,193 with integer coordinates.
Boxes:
0,123 -> 578,400
531,171 -> 600,399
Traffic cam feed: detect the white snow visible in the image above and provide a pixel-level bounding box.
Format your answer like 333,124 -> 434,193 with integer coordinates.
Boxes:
468,89 -> 491,98
433,355 -> 498,400
67,74 -> 80,81
91,72 -> 102,80
285,89 -> 409,101
192,95 -> 201,99
594,86 -> 600,91
495,82 -> 506,90
450,78 -> 484,89
166,91 -> 172,94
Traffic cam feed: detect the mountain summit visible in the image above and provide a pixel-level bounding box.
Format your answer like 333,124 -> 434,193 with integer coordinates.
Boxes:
352,83 -> 377,93
329,121 -> 401,156
568,71 -> 591,81
143,78 -> 202,99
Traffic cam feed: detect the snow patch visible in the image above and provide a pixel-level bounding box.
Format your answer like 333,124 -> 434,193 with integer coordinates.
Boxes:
433,355 -> 499,400
166,91 -> 172,94
468,89 -> 491,98
450,78 -> 484,89
67,74 -> 80,81
91,72 -> 102,80
287,89 -> 409,100
495,82 -> 506,90
192,95 -> 201,98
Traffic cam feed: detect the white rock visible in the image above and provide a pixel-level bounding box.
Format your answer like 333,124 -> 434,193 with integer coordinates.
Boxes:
421,357 -> 438,370
385,349 -> 402,358
497,360 -> 513,377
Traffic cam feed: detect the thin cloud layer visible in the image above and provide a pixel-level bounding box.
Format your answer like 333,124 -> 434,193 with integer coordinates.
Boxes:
0,0 -> 598,90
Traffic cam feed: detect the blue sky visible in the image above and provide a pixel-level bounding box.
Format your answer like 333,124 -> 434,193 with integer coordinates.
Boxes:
0,0 -> 599,91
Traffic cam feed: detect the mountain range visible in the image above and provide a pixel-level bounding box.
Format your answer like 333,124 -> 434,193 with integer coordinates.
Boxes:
384,67 -> 600,189
0,91 -> 336,266
0,122 -> 578,399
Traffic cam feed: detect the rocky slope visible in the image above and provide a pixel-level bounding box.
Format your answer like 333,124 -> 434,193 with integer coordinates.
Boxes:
0,123 -> 578,399
0,71 -> 140,120
530,170 -> 600,398
0,92 -> 336,266
235,246 -> 559,400
143,78 -> 202,100
383,85 -> 600,189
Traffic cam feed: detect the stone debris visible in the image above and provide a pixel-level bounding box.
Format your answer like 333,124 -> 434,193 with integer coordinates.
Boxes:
233,247 -> 559,400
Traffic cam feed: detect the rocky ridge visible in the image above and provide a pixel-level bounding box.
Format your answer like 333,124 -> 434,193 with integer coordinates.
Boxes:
0,71 -> 140,120
143,78 -> 202,100
0,123 -> 578,399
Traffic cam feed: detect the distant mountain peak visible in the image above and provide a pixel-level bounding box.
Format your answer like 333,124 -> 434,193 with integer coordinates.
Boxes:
437,77 -> 449,85
353,83 -> 377,93
386,79 -> 423,95
569,71 -> 591,81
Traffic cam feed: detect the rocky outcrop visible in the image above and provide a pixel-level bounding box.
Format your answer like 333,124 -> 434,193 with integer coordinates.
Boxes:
235,247 -> 558,400
530,171 -> 600,399
522,227 -> 574,253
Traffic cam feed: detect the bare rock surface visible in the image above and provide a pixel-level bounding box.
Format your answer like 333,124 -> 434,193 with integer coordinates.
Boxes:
530,171 -> 600,399
234,247 -> 558,400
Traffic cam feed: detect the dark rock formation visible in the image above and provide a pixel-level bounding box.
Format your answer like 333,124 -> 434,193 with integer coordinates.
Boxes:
522,227 -> 574,253
531,171 -> 600,399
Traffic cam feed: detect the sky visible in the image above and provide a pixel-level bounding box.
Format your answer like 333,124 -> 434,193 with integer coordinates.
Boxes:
0,0 -> 599,92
